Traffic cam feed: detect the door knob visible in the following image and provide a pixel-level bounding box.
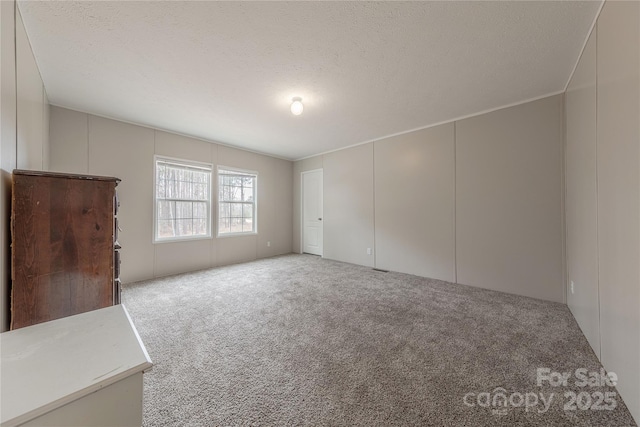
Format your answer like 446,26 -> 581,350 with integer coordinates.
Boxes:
318,218 -> 322,221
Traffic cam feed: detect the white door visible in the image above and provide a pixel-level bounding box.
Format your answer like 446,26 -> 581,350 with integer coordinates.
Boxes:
302,169 -> 323,256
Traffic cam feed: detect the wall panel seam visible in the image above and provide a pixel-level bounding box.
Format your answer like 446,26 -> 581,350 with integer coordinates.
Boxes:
40,84 -> 44,169
13,0 -> 17,172
453,121 -> 458,283
86,113 -> 90,173
372,143 -> 377,268
153,130 -> 157,278
594,21 -> 602,361
561,93 -> 567,305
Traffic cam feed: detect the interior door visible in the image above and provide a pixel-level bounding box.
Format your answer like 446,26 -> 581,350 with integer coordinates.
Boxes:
302,169 -> 323,256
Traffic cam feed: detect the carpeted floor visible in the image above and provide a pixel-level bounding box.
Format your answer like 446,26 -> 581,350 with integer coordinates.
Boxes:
123,254 -> 636,426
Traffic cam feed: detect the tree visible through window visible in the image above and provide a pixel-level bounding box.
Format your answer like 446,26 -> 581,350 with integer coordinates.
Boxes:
155,157 -> 212,241
218,168 -> 257,235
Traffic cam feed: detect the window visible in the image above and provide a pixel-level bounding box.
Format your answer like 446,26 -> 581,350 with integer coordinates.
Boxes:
154,156 -> 212,242
218,167 -> 257,235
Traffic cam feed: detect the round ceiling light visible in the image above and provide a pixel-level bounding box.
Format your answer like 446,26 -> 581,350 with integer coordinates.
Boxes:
290,97 -> 304,116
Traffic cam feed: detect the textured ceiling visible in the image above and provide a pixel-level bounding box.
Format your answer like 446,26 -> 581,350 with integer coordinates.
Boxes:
19,1 -> 600,160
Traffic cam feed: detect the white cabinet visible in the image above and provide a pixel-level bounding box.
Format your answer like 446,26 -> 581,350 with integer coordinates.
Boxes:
1,305 -> 152,427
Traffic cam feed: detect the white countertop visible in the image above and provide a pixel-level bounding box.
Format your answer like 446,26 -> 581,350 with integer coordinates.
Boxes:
1,305 -> 152,427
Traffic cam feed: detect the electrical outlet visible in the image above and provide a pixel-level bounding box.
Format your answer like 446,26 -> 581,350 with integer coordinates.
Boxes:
267,241 -> 271,247
570,281 -> 575,295
367,248 -> 372,255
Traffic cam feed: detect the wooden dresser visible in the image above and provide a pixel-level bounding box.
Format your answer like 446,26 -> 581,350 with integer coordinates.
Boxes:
10,170 -> 121,330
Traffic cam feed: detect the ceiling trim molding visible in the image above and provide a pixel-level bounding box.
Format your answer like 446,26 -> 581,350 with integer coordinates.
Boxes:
48,103 -> 294,162
562,0 -> 605,93
295,89 -> 565,162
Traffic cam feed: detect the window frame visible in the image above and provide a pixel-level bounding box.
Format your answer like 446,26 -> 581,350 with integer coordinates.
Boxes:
153,155 -> 213,244
217,166 -> 258,237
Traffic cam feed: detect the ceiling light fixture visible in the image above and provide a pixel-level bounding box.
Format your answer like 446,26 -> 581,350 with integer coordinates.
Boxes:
290,97 -> 304,116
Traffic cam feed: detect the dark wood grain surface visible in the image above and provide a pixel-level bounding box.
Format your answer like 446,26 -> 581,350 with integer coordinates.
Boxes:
11,171 -> 119,329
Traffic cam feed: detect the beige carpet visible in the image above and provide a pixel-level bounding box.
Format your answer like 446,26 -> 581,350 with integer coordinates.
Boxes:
123,254 -> 636,426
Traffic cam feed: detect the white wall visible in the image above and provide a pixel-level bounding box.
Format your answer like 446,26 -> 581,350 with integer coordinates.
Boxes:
596,3 -> 640,420
49,107 -> 88,174
16,9 -> 49,171
0,1 -> 50,332
565,0 -> 640,421
566,29 -> 599,355
0,0 -> 17,333
374,124 -> 455,282
49,106 -> 293,283
88,116 -> 155,282
456,95 -> 564,302
294,94 -> 564,303
323,144 -> 375,267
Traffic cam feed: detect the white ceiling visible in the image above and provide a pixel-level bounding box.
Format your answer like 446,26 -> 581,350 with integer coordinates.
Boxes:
19,1 -> 601,161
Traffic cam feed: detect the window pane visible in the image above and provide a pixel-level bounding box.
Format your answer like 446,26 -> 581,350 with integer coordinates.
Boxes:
242,204 -> 253,219
158,200 -> 174,220
155,159 -> 212,241
218,170 -> 257,235
193,202 -> 207,219
175,219 -> 193,236
193,183 -> 206,200
194,218 -> 207,235
230,186 -> 242,201
218,217 -> 230,234
166,175 -> 175,198
231,203 -> 242,217
219,202 -> 229,218
176,201 -> 193,219
156,165 -> 166,198
166,169 -> 175,198
158,220 -> 175,238
230,217 -> 242,233
158,166 -> 210,201
242,187 -> 253,202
